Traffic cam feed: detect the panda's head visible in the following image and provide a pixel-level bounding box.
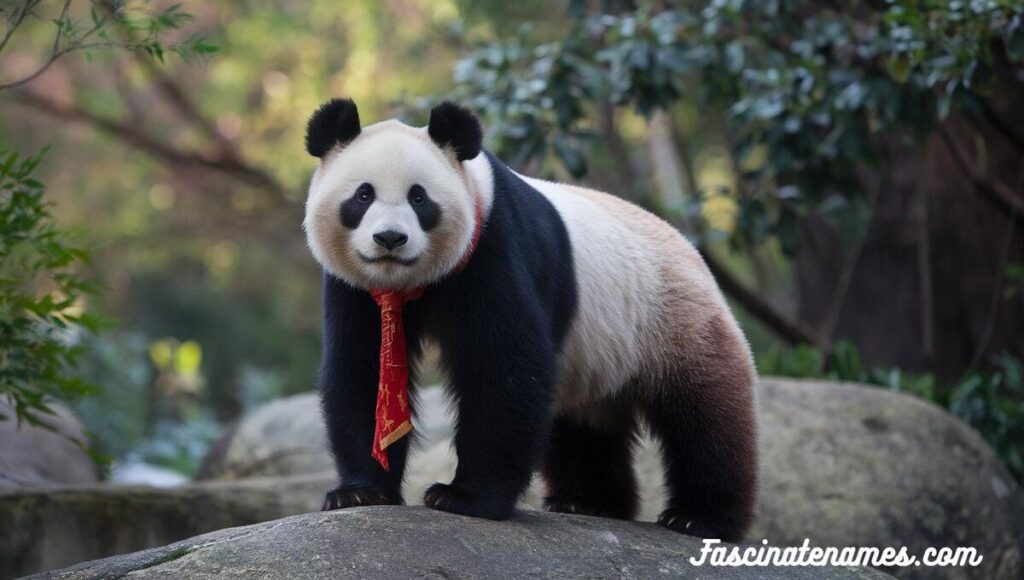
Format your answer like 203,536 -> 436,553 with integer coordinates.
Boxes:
303,99 -> 483,291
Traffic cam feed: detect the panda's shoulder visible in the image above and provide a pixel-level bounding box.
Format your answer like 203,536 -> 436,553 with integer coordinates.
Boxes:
483,153 -> 566,227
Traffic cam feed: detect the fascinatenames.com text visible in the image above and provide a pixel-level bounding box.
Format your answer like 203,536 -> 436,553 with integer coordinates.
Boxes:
690,539 -> 982,568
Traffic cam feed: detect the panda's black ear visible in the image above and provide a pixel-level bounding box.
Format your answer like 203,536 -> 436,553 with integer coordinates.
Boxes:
428,101 -> 482,161
306,98 -> 361,158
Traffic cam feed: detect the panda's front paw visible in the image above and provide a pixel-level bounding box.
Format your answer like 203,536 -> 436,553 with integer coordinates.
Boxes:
423,482 -> 514,521
657,508 -> 746,542
321,485 -> 403,511
543,495 -> 616,518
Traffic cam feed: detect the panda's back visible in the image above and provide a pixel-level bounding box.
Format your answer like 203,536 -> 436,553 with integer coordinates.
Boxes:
519,175 -> 732,412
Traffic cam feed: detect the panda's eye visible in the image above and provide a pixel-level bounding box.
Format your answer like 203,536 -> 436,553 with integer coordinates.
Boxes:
355,183 -> 374,204
409,185 -> 427,206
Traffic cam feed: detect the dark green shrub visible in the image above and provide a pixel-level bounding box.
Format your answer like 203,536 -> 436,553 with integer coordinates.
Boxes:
0,150 -> 103,431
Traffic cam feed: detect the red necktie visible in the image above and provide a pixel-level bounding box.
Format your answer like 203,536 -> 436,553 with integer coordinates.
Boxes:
369,288 -> 423,470
367,194 -> 484,470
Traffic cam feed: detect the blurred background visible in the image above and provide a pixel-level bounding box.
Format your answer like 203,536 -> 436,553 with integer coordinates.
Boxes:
1,0 -> 1022,487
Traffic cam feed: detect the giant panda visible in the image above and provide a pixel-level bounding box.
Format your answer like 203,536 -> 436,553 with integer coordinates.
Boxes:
303,98 -> 759,541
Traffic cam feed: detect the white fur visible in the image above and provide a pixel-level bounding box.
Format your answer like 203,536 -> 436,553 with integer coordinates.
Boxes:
460,153 -> 495,217
519,176 -> 658,408
512,176 -> 737,415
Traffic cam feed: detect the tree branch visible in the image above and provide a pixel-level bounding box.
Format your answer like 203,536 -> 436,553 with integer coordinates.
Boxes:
102,2 -> 237,157
647,110 -> 690,216
0,0 -> 71,91
820,169 -> 880,342
0,0 -> 118,92
970,161 -> 1023,368
702,250 -> 829,348
979,100 -> 1024,155
914,166 -> 934,359
646,110 -> 829,349
142,60 -> 236,154
937,125 -> 1024,216
599,99 -> 649,206
9,90 -> 288,196
0,0 -> 45,53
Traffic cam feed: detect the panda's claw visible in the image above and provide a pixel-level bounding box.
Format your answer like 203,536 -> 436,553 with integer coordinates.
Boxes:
321,485 -> 402,511
543,495 -> 616,518
657,508 -> 744,542
320,494 -> 337,511
423,482 -> 513,521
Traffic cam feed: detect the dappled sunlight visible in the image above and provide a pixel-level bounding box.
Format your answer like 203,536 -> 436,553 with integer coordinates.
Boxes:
695,145 -> 739,233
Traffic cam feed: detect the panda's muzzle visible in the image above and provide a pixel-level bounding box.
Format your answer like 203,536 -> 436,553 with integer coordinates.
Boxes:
358,252 -> 419,266
372,230 -> 408,250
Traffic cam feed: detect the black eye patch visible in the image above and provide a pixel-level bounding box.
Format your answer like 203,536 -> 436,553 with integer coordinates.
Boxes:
408,184 -> 440,231
340,182 -> 374,229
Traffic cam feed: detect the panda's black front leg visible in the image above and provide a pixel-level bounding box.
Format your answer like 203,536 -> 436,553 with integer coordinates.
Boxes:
319,273 -> 414,510
426,304 -> 556,520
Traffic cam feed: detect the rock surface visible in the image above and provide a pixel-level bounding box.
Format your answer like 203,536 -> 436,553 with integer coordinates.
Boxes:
29,507 -> 890,580
5,379 -> 1020,578
0,400 -> 98,487
197,378 -> 1024,580
196,387 -> 452,480
754,378 -> 1024,580
0,474 -> 330,579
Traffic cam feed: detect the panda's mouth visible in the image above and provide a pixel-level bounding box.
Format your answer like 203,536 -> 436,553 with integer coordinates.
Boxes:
358,252 -> 419,266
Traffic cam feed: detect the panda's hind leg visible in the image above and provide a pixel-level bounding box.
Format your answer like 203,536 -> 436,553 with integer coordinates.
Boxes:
642,320 -> 759,542
541,401 -> 639,520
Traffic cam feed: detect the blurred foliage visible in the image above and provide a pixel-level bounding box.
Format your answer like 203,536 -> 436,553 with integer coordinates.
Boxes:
1005,263 -> 1024,299
0,0 -> 217,90
72,332 -> 152,460
759,343 -> 1024,481
128,410 -> 219,476
0,0 -> 218,467
150,337 -> 205,395
449,0 -> 1024,250
73,331 -> 221,475
0,149 -> 102,430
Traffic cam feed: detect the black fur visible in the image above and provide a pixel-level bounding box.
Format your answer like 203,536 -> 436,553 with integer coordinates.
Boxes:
427,101 -> 483,161
408,184 -> 440,231
644,373 -> 758,542
306,98 -> 361,158
340,183 -> 374,229
318,151 -> 576,520
542,407 -> 639,520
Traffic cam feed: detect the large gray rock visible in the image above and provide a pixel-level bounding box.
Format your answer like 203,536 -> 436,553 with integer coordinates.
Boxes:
0,474 -> 331,579
755,378 -> 1024,580
28,507 -> 890,579
0,400 -> 98,487
196,387 -> 452,480
197,379 -> 1024,579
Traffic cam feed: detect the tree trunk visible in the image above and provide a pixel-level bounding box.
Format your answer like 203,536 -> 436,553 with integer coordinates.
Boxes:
796,85 -> 1024,382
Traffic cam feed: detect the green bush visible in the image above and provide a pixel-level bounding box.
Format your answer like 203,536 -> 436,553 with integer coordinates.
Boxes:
72,332 -> 153,460
0,149 -> 103,431
448,1 -> 1023,251
73,331 -> 224,477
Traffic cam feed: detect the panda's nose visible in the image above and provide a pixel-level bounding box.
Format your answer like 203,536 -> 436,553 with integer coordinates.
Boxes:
373,230 -> 408,250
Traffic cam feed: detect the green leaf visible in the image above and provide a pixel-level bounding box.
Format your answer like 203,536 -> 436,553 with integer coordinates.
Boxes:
552,136 -> 587,178
887,55 -> 911,83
